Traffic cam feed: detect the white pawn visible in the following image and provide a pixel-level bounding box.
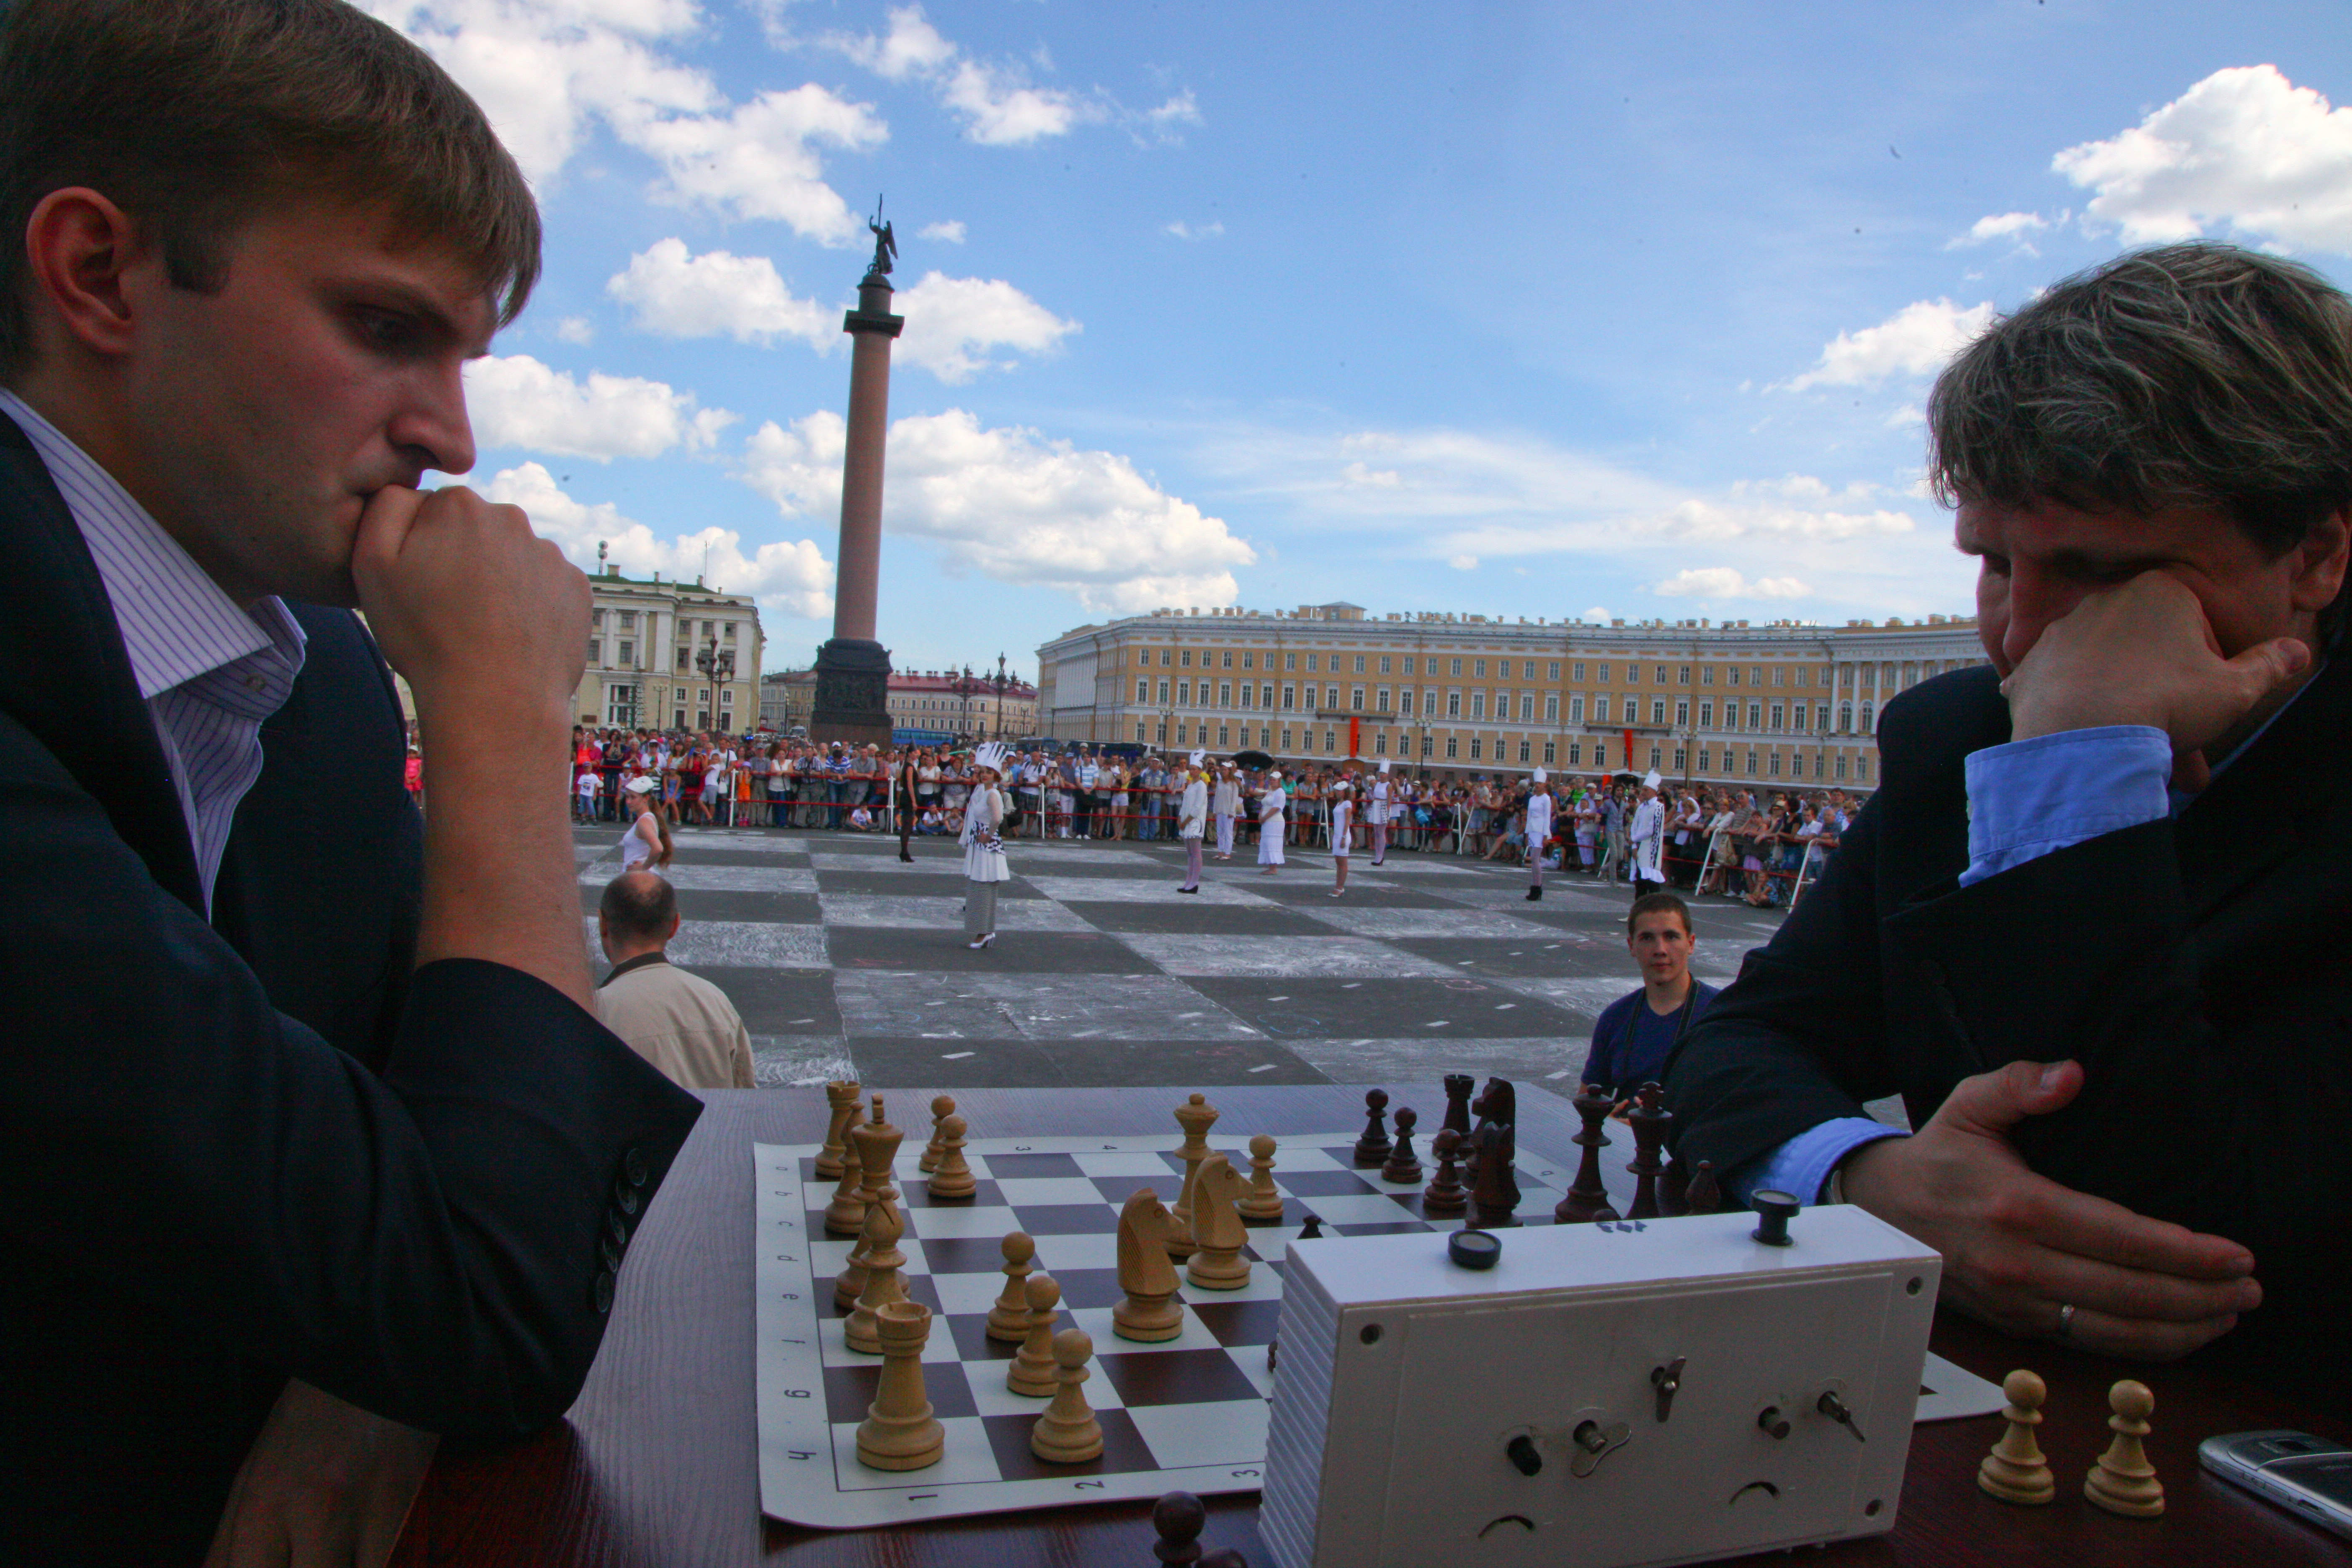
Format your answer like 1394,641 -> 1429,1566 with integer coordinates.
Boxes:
918,1094 -> 955,1173
928,1114 -> 977,1201
1236,1132 -> 1284,1221
1977,1369 -> 2054,1505
985,1231 -> 1036,1344
2084,1380 -> 2164,1518
1031,1327 -> 1105,1464
1007,1273 -> 1062,1398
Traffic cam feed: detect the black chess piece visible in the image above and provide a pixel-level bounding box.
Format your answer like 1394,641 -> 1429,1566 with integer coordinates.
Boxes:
1625,1082 -> 1670,1221
1422,1128 -> 1467,1214
1352,1088 -> 1393,1168
1297,1213 -> 1323,1240
1381,1106 -> 1423,1184
1201,1553 -> 1250,1567
1153,1491 -> 1206,1565
1661,1155 -> 1692,1217
1441,1072 -> 1475,1141
1470,1119 -> 1522,1228
1554,1083 -> 1614,1224
1684,1160 -> 1722,1215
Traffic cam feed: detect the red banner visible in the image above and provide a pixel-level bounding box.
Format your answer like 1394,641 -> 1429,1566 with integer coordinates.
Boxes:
1349,716 -> 1361,757
1622,727 -> 1635,770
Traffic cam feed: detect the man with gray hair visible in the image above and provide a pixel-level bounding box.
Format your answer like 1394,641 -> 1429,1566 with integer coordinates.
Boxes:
1667,242 -> 2350,1413
594,871 -> 755,1091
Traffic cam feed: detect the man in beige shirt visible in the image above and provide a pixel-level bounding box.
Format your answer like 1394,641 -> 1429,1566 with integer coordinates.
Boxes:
593,872 -> 756,1090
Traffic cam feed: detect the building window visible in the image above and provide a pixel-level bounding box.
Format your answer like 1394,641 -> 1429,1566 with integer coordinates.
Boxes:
1374,731 -> 1387,754
1651,699 -> 1666,725
1793,704 -> 1809,733
1517,739 -> 1531,763
1218,723 -> 1230,746
1446,736 -> 1459,758
587,639 -> 602,665
1747,748 -> 1760,775
1303,654 -> 1316,672
1420,732 -> 1434,756
1474,660 -> 1486,678
1699,748 -> 1712,772
674,709 -> 686,728
1678,666 -> 1691,685
1325,686 -> 1339,709
1860,702 -> 1875,732
1176,650 -> 1189,667
1285,652 -> 1298,671
1219,681 -> 1233,706
1839,701 -> 1853,732
1700,699 -> 1715,727
1470,691 -> 1485,720
1398,690 -> 1413,716
1179,680 -> 1193,705
1857,755 -> 1870,781
1243,652 -> 1255,669
606,685 -> 636,725
1648,744 -> 1661,770
1769,750 -> 1783,776
1727,666 -> 1742,687
1401,656 -> 1416,674
1470,738 -> 1483,760
1798,666 -> 1813,687
1303,686 -> 1317,711
1593,697 -> 1610,723
1377,687 -> 1391,712
1379,655 -> 1391,673
1324,729 -> 1336,752
1572,662 -> 1586,681
1281,728 -> 1293,750
1545,694 -> 1560,722
1446,691 -> 1461,717
1774,667 -> 1787,686
619,611 -> 636,631
1656,665 -> 1668,685
1283,685 -> 1297,709
1834,754 -> 1848,780
1138,721 -> 1149,743
1450,658 -> 1463,676
676,647 -> 690,672
1673,747 -> 1687,772
1137,678 -> 1149,703
1702,666 -> 1715,686
1570,695 -> 1585,722
1569,740 -> 1583,765
1748,701 -> 1763,730
1771,703 -> 1785,730
1597,663 -> 1611,683
1675,700 -> 1689,726
1352,687 -> 1365,711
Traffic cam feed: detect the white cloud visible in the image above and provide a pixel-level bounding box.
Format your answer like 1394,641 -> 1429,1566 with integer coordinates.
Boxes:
918,219 -> 967,244
366,3 -> 882,245
829,4 -> 954,80
554,315 -> 596,345
2053,65 -> 2352,253
1147,91 -> 1202,132
1341,462 -> 1399,488
1782,299 -> 1994,390
606,238 -> 833,348
1581,606 -> 1611,623
487,461 -> 834,620
942,59 -> 1091,145
464,354 -> 733,461
1947,211 -> 2050,249
362,0 -> 714,184
1653,568 -> 1810,601
620,85 -> 887,242
1133,90 -> 1202,146
1164,220 -> 1225,241
1447,554 -> 1478,571
738,409 -> 1254,613
893,271 -> 1080,382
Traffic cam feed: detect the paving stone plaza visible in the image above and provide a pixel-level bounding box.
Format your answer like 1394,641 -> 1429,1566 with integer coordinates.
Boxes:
577,826 -> 1788,1099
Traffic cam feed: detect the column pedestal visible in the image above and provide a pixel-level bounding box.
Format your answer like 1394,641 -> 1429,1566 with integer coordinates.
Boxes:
812,637 -> 894,746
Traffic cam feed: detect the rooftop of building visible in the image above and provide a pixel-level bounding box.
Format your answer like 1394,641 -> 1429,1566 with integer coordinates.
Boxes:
586,565 -> 758,601
1046,603 -> 1978,644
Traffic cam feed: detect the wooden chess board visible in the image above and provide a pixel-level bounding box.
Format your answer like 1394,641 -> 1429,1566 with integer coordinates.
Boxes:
752,1130 -> 1584,1529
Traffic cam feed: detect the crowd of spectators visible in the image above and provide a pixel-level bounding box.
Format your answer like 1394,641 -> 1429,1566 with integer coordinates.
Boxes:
511,727 -> 1857,906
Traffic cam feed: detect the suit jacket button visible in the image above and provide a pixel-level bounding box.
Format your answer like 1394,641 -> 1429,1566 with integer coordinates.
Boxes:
614,1180 -> 641,1217
601,1236 -> 624,1273
623,1147 -> 649,1187
593,1269 -> 616,1315
606,1212 -> 631,1249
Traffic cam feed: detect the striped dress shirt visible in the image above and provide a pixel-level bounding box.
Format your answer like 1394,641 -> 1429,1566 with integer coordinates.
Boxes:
0,389 -> 306,915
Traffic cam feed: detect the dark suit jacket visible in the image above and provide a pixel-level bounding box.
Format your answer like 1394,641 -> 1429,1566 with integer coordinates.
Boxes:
1666,650 -> 2352,1415
0,412 -> 704,1564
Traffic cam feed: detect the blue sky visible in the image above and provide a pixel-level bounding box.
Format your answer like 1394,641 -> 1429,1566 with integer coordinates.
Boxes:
373,0 -> 2352,677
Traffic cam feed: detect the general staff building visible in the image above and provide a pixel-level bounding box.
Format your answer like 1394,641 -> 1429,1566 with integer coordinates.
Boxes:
1036,601 -> 1991,793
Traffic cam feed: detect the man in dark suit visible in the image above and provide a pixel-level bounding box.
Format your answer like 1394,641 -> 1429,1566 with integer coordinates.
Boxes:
0,1 -> 703,1561
1666,242 -> 2350,1413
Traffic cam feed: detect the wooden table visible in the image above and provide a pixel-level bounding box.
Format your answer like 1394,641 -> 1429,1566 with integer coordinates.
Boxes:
391,1086 -> 2352,1567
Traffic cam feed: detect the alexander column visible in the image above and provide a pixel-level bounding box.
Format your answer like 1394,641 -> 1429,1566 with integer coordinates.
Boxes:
810,205 -> 903,745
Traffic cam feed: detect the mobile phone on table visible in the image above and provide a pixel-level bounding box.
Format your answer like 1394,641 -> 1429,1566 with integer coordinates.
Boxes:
2199,1431 -> 2352,1542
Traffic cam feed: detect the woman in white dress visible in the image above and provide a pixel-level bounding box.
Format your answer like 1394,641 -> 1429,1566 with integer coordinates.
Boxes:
1176,751 -> 1209,893
961,744 -> 1012,949
617,776 -> 672,873
1327,779 -> 1352,897
1256,771 -> 1287,874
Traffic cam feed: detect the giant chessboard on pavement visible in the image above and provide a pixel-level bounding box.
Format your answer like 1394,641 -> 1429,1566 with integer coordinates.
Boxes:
575,825 -> 1764,1096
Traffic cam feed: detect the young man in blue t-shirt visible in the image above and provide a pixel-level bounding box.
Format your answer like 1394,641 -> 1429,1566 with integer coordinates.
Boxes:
1583,892 -> 1718,1106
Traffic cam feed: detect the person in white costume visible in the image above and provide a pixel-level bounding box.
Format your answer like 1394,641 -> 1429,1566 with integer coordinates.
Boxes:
1629,769 -> 1669,905
1328,779 -> 1354,896
1523,768 -> 1553,901
1256,771 -> 1287,873
962,744 -> 1013,949
1176,751 -> 1209,893
1212,764 -> 1240,859
1369,760 -> 1391,865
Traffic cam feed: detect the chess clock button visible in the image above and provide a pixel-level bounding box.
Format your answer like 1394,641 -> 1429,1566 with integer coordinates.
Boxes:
1449,1229 -> 1501,1269
1750,1191 -> 1799,1247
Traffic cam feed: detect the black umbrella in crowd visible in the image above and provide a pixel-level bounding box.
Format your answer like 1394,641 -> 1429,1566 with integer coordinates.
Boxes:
1233,749 -> 1274,770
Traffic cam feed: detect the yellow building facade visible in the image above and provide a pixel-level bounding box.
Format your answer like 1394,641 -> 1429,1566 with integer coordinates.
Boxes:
1037,601 -> 1991,793
575,567 -> 764,732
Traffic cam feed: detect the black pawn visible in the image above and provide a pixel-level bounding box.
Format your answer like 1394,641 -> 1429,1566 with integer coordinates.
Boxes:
1684,1160 -> 1722,1215
1297,1213 -> 1323,1240
1422,1128 -> 1467,1214
1661,1156 -> 1691,1217
1353,1088 -> 1393,1168
1625,1082 -> 1669,1221
1554,1083 -> 1614,1224
1153,1491 -> 1205,1565
1381,1107 -> 1423,1184
1441,1072 -> 1475,1140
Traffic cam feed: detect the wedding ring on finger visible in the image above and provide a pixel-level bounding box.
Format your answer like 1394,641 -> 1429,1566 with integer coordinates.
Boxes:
2054,1302 -> 2077,1343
